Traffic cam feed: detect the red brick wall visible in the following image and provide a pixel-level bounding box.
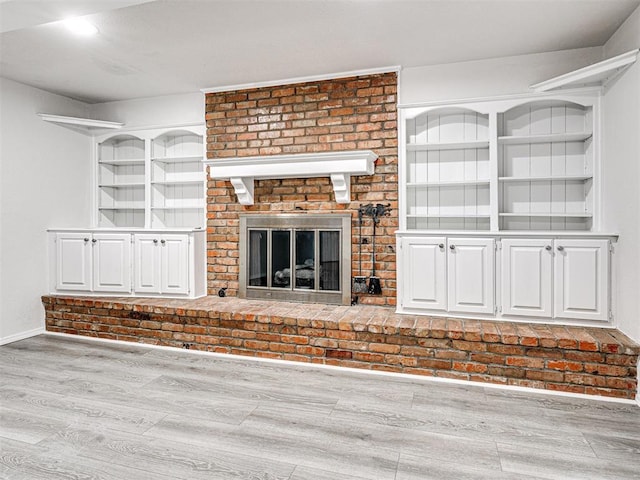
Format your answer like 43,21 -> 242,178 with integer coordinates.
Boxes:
205,73 -> 398,305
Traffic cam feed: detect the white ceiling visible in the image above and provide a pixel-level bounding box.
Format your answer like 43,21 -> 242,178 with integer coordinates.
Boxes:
1,0 -> 638,104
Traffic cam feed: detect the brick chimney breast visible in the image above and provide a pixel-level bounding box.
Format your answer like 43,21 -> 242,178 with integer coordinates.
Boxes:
205,72 -> 398,306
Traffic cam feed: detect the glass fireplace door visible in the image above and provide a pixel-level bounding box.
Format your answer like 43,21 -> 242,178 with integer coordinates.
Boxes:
271,230 -> 291,288
241,214 -> 351,305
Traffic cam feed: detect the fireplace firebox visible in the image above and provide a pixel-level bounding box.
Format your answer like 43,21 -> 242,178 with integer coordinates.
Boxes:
239,214 -> 352,305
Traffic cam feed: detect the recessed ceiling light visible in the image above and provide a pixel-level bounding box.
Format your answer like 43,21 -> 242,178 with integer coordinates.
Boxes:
64,18 -> 98,36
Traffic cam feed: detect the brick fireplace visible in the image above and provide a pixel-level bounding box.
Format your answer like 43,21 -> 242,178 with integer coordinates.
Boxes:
204,72 -> 398,306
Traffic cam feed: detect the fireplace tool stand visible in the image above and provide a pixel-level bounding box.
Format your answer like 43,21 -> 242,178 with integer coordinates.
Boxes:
352,207 -> 368,293
359,203 -> 390,295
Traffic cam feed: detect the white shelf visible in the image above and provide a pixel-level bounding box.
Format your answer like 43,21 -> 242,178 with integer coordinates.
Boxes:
99,207 -> 145,211
206,150 -> 377,205
499,175 -> 593,182
408,214 -> 491,219
151,179 -> 204,186
38,113 -> 123,130
98,158 -> 145,166
99,182 -> 145,188
408,180 -> 490,187
498,132 -> 592,145
499,213 -> 593,218
151,155 -> 203,164
152,206 -> 204,211
407,140 -> 489,151
530,49 -> 638,92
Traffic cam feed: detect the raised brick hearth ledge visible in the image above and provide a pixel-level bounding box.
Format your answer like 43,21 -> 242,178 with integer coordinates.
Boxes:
42,295 -> 640,400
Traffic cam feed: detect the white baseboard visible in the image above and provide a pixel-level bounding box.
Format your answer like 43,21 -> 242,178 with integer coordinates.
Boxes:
44,331 -> 638,406
1,327 -> 45,346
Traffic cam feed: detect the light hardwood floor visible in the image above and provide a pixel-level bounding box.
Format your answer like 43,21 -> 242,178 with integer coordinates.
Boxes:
1,334 -> 638,480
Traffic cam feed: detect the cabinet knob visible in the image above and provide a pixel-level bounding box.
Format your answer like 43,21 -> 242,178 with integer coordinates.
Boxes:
161,239 -> 166,244
449,244 -> 455,250
557,245 -> 564,252
92,239 -> 97,243
83,238 -> 89,242
153,239 -> 158,244
545,245 -> 552,251
438,243 -> 444,249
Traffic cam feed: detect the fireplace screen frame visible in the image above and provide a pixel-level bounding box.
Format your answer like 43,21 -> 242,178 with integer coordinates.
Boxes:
239,214 -> 352,305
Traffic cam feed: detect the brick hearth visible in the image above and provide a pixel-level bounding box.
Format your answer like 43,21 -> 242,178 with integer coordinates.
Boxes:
42,296 -> 639,400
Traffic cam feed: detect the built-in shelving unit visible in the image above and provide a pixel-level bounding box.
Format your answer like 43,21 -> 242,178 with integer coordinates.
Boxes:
395,56 -> 639,325
400,91 -> 599,233
97,135 -> 146,228
95,125 -> 205,229
404,108 -> 491,231
150,130 -> 205,229
498,99 -> 593,231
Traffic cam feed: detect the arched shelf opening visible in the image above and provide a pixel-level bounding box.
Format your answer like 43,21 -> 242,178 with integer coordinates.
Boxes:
404,106 -> 491,231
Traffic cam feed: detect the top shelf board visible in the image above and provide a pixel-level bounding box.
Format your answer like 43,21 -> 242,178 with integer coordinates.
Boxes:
38,113 -> 124,131
151,155 -> 204,164
406,140 -> 490,151
530,49 -> 638,92
99,158 -> 145,166
498,132 -> 592,145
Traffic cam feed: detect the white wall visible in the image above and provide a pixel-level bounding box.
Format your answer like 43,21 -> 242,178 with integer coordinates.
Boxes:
90,92 -> 204,129
601,5 -> 640,343
400,46 -> 603,105
0,78 -> 93,344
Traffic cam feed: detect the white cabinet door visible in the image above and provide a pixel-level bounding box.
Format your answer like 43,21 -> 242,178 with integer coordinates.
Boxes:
554,239 -> 609,321
501,239 -> 553,317
92,234 -> 132,293
134,234 -> 162,294
161,234 -> 190,295
400,237 -> 447,311
56,233 -> 92,291
447,237 -> 495,314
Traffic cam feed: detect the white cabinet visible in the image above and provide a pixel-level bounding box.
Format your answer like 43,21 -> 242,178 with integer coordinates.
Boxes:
134,234 -> 189,295
54,232 -> 131,293
55,232 -> 92,291
447,238 -> 495,315
92,233 -> 132,293
554,239 -> 609,321
501,238 -> 610,321
49,229 -> 206,298
133,234 -> 162,294
398,237 -> 447,311
160,235 -> 189,294
398,236 -> 494,315
501,238 -> 553,317
398,233 -> 613,323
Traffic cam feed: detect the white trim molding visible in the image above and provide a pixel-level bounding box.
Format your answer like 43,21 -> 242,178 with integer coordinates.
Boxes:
205,150 -> 378,205
201,66 -> 401,94
0,327 -> 45,346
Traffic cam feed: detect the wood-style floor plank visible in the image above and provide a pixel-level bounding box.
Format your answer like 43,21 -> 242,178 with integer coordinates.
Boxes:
1,334 -> 639,480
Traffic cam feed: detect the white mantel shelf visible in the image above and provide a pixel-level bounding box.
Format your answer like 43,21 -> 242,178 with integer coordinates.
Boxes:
204,150 -> 378,205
